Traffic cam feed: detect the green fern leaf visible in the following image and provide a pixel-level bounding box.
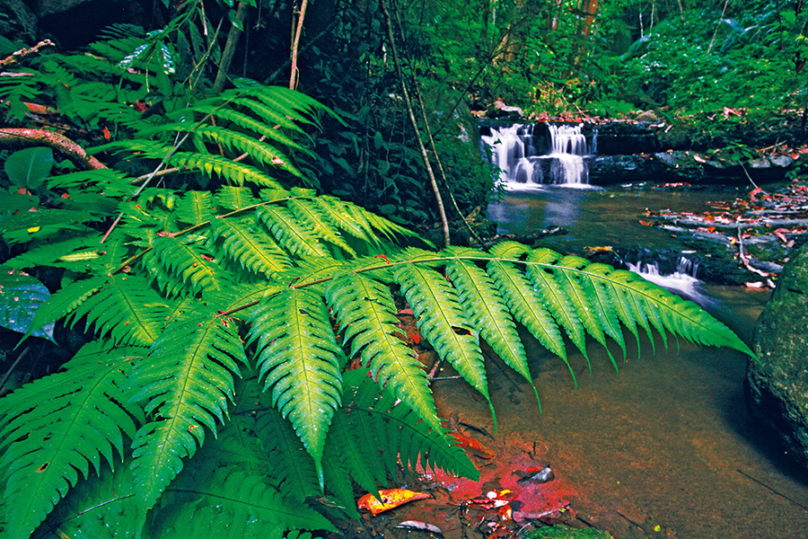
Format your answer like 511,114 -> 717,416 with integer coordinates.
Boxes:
128,307 -> 246,510
210,216 -> 291,276
565,257 -> 628,361
164,124 -> 302,178
341,369 -> 478,479
216,185 -> 258,211
256,205 -> 331,258
168,151 -> 283,188
3,235 -> 104,270
256,407 -> 321,503
68,275 -> 170,346
311,196 -> 378,244
163,467 -> 334,533
176,191 -> 215,227
192,104 -> 310,153
550,252 -> 617,369
523,248 -> 590,365
325,273 -> 441,432
393,263 -> 494,423
152,235 -> 229,296
584,262 -> 644,354
22,275 -> 106,342
232,97 -> 306,133
0,341 -> 146,539
248,288 -> 343,487
288,199 -> 356,255
444,250 -> 540,407
485,258 -> 570,380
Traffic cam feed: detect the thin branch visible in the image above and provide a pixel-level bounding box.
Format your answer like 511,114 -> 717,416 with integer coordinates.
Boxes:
379,0 -> 450,247
0,128 -> 107,170
0,40 -> 54,68
0,347 -> 29,394
213,1 -> 250,93
289,0 -> 309,90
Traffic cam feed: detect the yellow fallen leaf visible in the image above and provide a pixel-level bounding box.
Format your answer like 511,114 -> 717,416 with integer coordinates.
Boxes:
357,488 -> 430,515
27,226 -> 41,233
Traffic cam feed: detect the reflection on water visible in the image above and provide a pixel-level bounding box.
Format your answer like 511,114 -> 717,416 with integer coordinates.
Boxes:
488,186 -> 742,252
476,186 -> 808,538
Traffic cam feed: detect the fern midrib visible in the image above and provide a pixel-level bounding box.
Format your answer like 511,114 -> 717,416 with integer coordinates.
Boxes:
11,360 -> 128,536
110,277 -> 161,343
109,196 -> 302,276
354,277 -> 439,431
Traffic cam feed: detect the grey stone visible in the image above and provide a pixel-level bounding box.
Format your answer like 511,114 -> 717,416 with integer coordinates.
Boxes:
748,244 -> 808,468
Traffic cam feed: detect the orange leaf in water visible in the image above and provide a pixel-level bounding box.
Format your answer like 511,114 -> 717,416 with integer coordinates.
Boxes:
449,431 -> 495,459
357,489 -> 430,515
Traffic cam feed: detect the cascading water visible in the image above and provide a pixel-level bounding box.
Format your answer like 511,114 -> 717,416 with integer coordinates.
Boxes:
481,123 -> 591,188
626,255 -> 712,306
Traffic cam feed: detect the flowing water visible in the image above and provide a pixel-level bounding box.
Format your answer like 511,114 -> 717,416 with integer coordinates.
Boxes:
438,183 -> 808,537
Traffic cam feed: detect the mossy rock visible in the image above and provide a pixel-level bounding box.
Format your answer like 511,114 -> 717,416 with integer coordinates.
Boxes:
747,244 -> 808,468
524,526 -> 613,539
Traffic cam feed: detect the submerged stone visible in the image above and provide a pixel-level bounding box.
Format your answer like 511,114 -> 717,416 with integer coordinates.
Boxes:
747,244 -> 808,468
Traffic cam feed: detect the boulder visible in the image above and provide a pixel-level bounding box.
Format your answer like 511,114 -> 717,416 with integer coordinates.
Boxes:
747,244 -> 808,468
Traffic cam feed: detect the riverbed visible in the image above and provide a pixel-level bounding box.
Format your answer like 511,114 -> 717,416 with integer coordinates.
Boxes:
449,185 -> 808,538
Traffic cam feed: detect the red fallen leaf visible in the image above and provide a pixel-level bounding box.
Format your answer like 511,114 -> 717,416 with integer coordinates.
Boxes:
103,126 -> 111,140
773,228 -> 791,243
639,220 -> 652,226
449,431 -> 495,459
398,308 -> 414,315
357,488 -> 430,515
409,332 -> 421,344
132,100 -> 148,113
374,254 -> 391,263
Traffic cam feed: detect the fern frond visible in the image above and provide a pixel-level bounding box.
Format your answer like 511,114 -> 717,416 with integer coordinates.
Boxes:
22,275 -> 106,341
311,196 -> 378,244
287,199 -> 355,255
191,104 -> 310,153
256,205 -> 331,258
152,235 -> 229,296
232,97 -> 306,133
168,152 -> 283,188
393,263 -> 494,423
210,216 -> 291,276
256,407 -> 321,503
160,124 -> 302,178
523,248 -> 590,365
444,249 -> 540,408
176,191 -> 215,226
485,259 -> 571,380
248,288 -> 343,487
0,342 -> 146,539
68,275 -> 170,346
216,185 -> 259,210
127,307 -> 247,510
326,273 -> 441,431
157,467 -> 334,534
338,370 -> 478,478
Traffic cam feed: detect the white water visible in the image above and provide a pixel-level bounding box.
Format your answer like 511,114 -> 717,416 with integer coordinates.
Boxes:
481,123 -> 591,188
627,256 -> 712,306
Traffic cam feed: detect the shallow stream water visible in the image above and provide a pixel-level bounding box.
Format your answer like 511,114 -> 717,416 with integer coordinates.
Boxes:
436,186 -> 808,538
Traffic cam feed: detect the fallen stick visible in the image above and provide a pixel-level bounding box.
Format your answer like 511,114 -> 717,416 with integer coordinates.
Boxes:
736,468 -> 808,512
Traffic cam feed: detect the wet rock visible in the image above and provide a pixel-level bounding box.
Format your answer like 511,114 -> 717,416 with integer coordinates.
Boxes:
747,244 -> 808,469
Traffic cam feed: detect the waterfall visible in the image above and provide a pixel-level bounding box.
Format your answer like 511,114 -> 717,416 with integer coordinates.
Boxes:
626,256 -> 712,306
481,123 -> 591,188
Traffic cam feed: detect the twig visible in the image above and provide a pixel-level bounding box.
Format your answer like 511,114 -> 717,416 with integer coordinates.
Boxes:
288,0 -> 309,90
379,0 -> 450,247
0,40 -> 54,68
0,347 -> 30,394
737,468 -> 808,512
213,1 -> 249,93
0,128 -> 107,170
739,162 -> 760,190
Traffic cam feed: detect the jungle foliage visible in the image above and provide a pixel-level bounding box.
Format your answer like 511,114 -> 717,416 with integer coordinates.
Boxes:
0,2 -> 760,538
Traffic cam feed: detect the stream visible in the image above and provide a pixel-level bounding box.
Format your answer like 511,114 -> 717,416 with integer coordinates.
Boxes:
447,185 -> 808,538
